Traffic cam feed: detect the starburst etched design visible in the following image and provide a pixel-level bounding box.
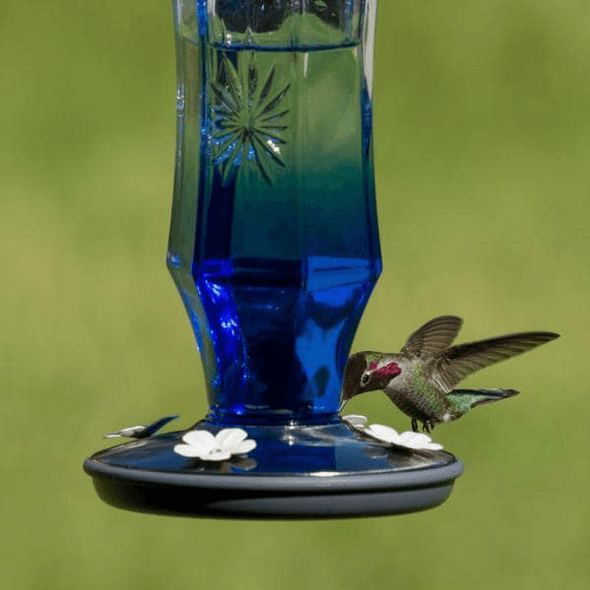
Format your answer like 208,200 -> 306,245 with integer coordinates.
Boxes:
211,55 -> 291,186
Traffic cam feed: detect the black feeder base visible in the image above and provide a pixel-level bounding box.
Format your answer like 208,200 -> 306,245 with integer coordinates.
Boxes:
84,422 -> 463,520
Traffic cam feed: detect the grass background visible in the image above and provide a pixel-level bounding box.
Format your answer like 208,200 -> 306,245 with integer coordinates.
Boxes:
1,1 -> 588,588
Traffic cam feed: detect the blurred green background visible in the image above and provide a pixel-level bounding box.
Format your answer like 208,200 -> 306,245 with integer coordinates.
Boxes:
1,1 -> 588,589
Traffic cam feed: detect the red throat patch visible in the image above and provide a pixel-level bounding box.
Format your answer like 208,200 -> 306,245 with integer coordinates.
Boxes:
369,361 -> 401,378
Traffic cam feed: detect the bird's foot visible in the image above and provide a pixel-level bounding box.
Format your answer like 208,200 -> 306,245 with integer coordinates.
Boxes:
422,420 -> 434,433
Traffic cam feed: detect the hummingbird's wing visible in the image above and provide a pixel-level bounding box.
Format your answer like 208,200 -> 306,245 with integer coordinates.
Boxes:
400,315 -> 463,359
428,331 -> 560,393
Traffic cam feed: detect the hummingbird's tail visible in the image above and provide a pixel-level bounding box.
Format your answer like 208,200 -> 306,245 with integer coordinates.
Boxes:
446,388 -> 519,416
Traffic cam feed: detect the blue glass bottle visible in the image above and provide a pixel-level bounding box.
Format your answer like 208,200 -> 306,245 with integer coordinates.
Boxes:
168,0 -> 381,425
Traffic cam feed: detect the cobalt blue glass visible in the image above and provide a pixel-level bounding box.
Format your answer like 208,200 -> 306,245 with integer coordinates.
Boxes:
167,0 -> 382,425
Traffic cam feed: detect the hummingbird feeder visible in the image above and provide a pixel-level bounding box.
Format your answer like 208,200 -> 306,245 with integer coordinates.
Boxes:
83,0 -> 463,519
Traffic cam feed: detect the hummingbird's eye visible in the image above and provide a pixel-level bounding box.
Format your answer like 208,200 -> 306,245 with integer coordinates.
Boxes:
361,373 -> 370,386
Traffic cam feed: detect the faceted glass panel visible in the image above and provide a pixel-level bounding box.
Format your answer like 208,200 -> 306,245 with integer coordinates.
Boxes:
168,0 -> 381,424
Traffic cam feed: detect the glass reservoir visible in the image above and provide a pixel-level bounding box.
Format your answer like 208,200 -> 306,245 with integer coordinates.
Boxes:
168,0 -> 381,424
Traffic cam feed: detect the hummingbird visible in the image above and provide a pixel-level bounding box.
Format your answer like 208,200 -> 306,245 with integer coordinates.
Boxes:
103,414 -> 179,439
341,316 -> 559,432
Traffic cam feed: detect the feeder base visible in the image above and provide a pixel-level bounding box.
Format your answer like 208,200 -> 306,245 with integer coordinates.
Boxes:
84,421 -> 463,520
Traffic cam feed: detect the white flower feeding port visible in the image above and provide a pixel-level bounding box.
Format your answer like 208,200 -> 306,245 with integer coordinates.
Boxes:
365,426 -> 444,452
343,415 -> 444,451
174,429 -> 257,462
